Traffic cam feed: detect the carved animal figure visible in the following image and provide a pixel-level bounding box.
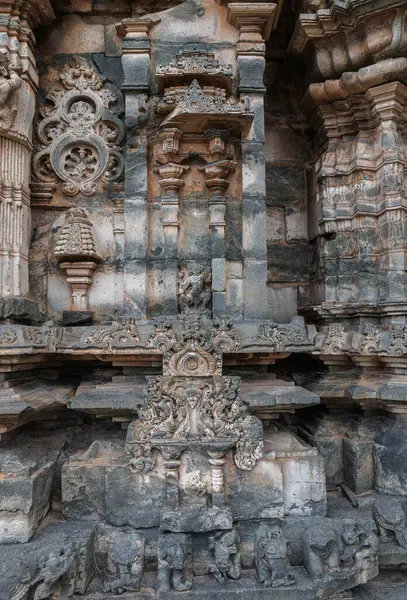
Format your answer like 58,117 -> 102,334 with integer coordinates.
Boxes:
208,530 -> 241,584
104,532 -> 145,594
303,526 -> 340,578
255,525 -> 295,588
158,534 -> 192,593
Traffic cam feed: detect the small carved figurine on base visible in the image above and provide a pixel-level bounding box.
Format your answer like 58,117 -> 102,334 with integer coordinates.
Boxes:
209,530 -> 241,584
255,524 -> 296,588
340,521 -> 378,570
303,526 -> 340,579
158,534 -> 192,593
104,532 -> 145,594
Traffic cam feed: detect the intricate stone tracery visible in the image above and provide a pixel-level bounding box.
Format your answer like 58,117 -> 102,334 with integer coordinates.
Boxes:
33,57 -> 124,196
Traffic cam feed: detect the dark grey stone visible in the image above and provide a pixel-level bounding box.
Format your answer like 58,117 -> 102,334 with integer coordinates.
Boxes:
62,310 -> 93,325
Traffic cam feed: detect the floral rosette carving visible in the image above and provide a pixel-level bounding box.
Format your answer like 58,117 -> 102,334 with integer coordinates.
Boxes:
33,57 -> 124,196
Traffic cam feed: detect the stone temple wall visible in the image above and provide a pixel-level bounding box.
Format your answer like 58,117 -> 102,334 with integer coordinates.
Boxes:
0,1 -> 407,599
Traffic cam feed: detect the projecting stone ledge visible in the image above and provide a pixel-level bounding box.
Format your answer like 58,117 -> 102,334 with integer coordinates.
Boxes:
0,379 -> 76,437
82,566 -> 375,600
70,373 -> 319,418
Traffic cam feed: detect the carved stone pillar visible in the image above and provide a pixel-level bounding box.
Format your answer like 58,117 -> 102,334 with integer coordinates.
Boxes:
153,128 -> 189,316
117,19 -> 155,318
200,130 -> 236,317
227,3 -> 276,319
0,0 -> 54,316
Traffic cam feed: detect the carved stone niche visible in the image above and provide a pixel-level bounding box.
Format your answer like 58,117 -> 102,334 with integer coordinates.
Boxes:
54,208 -> 101,314
33,57 -> 124,198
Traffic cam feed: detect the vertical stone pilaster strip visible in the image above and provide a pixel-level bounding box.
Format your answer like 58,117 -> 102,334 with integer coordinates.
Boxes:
117,19 -> 156,318
227,3 -> 276,319
0,1 -> 54,302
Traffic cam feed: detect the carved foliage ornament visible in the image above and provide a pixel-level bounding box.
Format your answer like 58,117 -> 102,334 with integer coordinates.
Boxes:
127,375 -> 263,473
33,57 -> 124,196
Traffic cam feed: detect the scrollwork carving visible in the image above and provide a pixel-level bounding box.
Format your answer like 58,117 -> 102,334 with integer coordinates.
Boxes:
0,327 -> 17,345
126,375 -> 263,473
33,57 -> 124,196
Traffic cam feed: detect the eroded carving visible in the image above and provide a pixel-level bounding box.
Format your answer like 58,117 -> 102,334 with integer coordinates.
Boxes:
81,318 -> 141,350
0,327 -> 17,345
0,54 -> 22,132
33,57 -> 124,196
321,324 -> 346,355
209,529 -> 241,584
374,497 -> 407,549
303,526 -> 340,578
255,524 -> 295,588
158,534 -> 192,593
104,532 -> 144,594
178,264 -> 212,316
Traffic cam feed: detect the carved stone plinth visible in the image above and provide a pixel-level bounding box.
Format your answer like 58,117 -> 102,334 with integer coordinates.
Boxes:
59,262 -> 98,311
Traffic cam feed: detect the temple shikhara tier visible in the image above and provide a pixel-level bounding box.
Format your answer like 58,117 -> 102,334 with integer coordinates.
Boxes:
1,0 -> 407,598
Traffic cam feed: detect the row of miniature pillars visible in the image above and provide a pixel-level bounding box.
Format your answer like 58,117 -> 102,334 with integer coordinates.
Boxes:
162,448 -> 227,509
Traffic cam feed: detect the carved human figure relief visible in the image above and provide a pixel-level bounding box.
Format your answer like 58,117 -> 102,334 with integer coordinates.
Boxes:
33,57 -> 124,196
0,54 -> 22,132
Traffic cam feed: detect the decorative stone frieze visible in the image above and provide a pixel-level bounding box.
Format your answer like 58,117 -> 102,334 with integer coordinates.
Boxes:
33,57 -> 124,196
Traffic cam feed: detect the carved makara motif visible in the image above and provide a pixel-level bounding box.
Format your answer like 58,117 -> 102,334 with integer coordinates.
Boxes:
321,324 -> 346,355
81,318 -> 140,350
387,324 -> 407,357
212,319 -> 241,353
258,321 -> 307,351
360,328 -> 380,355
149,322 -> 177,353
33,57 -> 124,196
0,54 -> 22,132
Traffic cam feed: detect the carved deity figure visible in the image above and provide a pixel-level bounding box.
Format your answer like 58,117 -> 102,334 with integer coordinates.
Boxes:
178,265 -> 212,315
374,497 -> 407,549
208,530 -> 241,584
340,521 -> 379,570
158,534 -> 192,593
255,524 -> 296,588
0,54 -> 22,131
303,526 -> 340,579
104,532 -> 145,594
